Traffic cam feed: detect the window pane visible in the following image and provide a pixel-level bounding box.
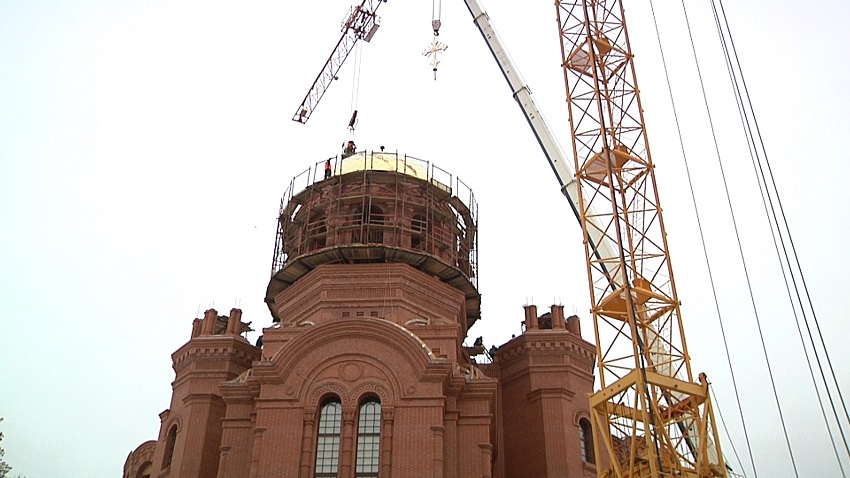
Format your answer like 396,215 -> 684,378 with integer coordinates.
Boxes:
315,401 -> 342,477
579,418 -> 594,464
355,401 -> 381,477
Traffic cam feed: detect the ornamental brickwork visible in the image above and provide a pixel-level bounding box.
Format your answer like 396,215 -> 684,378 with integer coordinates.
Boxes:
124,152 -> 599,478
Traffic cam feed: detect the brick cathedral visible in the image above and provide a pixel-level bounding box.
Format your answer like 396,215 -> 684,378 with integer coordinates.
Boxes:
123,151 -> 599,478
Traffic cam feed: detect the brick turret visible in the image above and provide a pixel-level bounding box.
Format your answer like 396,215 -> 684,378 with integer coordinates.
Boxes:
149,309 -> 260,478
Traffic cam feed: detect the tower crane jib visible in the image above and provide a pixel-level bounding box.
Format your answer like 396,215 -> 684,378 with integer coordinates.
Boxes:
292,0 -> 384,124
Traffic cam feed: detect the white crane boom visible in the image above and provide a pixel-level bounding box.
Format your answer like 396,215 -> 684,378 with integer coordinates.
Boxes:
462,0 -> 622,288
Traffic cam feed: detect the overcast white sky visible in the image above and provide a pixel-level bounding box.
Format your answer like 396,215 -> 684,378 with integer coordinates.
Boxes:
1,1 -> 849,477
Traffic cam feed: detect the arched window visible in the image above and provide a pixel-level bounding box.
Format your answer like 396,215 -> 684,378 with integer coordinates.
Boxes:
367,205 -> 384,244
411,213 -> 426,250
307,212 -> 327,251
355,399 -> 381,478
315,398 -> 343,478
579,418 -> 594,464
162,425 -> 177,470
350,205 -> 364,244
136,462 -> 152,478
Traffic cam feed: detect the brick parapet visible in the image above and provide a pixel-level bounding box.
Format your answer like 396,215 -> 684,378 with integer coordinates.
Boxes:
495,331 -> 595,383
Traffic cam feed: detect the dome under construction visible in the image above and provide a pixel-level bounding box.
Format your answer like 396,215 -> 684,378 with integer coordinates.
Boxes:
265,150 -> 480,328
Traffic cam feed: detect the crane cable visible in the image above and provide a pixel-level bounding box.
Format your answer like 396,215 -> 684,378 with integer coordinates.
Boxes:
646,1 -> 754,475
710,0 -> 850,471
348,42 -> 364,134
431,0 -> 442,35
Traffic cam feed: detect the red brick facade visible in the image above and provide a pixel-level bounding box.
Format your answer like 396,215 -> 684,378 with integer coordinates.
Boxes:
124,153 -> 599,478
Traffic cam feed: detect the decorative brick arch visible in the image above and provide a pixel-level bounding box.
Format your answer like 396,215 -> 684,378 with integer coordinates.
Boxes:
270,318 -> 436,371
350,380 -> 391,406
308,382 -> 350,406
122,440 -> 156,478
163,416 -> 183,434
573,409 -> 592,426
265,318 -> 445,407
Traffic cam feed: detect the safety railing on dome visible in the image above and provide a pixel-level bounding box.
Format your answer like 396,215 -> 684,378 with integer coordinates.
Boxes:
271,151 -> 478,287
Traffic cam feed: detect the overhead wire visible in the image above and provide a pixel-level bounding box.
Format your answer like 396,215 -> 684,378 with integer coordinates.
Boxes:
646,0 -> 755,475
711,387 -> 749,477
709,0 -> 850,472
679,0 -> 803,474
716,0 -> 850,435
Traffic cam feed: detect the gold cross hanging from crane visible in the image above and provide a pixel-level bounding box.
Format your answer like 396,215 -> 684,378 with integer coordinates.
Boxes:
422,37 -> 448,80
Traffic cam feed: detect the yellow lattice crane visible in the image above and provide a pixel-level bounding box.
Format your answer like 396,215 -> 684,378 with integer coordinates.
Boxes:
555,2 -> 728,477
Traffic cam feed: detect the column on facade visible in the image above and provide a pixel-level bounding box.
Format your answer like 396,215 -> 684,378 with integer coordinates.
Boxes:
216,447 -> 230,478
299,411 -> 316,478
431,426 -> 445,478
478,444 -> 493,478
444,409 -> 459,478
340,409 -> 356,478
249,427 -> 265,478
380,407 -> 394,478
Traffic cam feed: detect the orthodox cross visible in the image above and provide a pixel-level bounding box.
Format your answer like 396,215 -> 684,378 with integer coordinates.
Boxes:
422,37 -> 448,80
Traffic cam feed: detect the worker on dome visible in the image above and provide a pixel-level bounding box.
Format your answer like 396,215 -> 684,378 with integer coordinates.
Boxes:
324,158 -> 332,179
342,140 -> 356,158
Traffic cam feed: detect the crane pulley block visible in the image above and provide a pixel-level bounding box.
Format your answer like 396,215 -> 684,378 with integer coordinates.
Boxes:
342,4 -> 381,42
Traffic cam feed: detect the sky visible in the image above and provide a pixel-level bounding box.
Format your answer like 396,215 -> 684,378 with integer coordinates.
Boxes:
1,1 -> 849,477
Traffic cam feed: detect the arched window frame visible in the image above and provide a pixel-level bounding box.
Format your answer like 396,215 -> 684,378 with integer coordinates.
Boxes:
162,424 -> 178,470
136,462 -> 152,478
411,212 -> 427,250
307,211 -> 327,251
315,397 -> 343,478
579,417 -> 595,464
354,398 -> 382,478
367,205 -> 384,244
350,204 -> 364,243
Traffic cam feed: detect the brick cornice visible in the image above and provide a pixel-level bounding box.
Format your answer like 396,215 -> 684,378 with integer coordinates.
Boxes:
182,392 -> 226,407
171,334 -> 260,373
526,387 -> 576,403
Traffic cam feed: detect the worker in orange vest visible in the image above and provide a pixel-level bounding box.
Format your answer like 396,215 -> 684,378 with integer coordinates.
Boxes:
324,158 -> 332,179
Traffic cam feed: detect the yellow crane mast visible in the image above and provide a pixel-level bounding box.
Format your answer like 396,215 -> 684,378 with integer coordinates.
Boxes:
556,1 -> 727,477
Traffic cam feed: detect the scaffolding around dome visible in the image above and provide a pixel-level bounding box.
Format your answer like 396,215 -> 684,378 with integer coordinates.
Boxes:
267,150 -> 480,325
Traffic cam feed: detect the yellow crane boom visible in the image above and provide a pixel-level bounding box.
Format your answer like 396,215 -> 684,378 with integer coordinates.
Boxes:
556,1 -> 727,476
